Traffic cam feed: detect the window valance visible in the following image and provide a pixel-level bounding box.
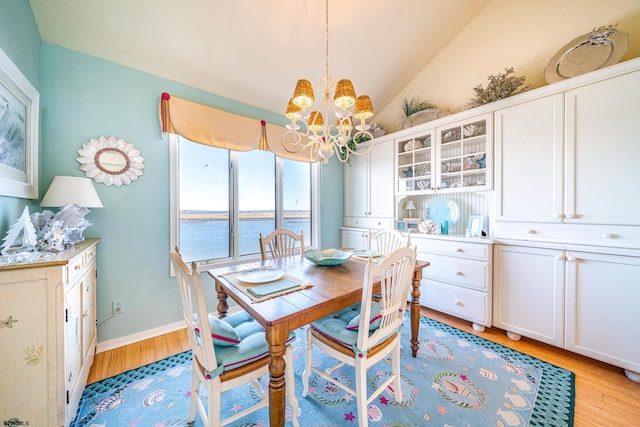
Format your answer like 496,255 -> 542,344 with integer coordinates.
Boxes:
160,93 -> 313,162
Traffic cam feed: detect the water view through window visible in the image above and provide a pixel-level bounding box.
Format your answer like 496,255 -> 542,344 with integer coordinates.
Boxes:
178,138 -> 311,263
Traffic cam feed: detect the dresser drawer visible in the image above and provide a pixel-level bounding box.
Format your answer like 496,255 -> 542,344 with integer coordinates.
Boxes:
421,254 -> 490,291
420,280 -> 490,326
344,216 -> 394,229
66,254 -> 85,284
495,221 -> 640,249
413,238 -> 491,261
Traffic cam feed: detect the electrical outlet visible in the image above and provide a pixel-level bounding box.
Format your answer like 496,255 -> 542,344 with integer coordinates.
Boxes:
112,300 -> 124,315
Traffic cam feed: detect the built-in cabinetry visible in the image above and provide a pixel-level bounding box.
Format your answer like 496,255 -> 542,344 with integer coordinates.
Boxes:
493,242 -> 640,381
344,138 -> 395,229
412,235 -> 492,332
342,137 -> 395,250
494,68 -> 640,246
0,239 -> 99,426
492,62 -> 640,381
396,113 -> 492,195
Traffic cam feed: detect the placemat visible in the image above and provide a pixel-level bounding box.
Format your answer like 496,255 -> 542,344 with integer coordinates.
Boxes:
220,266 -> 313,303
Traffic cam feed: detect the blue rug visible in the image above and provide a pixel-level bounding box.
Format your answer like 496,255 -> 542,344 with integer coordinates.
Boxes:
72,315 -> 574,426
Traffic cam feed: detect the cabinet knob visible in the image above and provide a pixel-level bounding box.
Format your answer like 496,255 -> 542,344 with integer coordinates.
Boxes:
525,229 -> 536,235
83,310 -> 90,317
74,265 -> 81,270
554,253 -> 565,261
455,248 -> 463,253
567,255 -> 576,263
454,299 -> 463,306
601,233 -> 613,239
455,270 -> 463,276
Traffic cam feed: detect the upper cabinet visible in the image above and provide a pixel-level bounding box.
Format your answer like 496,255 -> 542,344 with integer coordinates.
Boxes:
344,138 -> 395,230
396,113 -> 492,195
494,68 -> 640,247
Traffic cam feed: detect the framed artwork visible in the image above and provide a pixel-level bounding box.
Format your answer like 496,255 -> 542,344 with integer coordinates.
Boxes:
0,46 -> 39,199
467,214 -> 484,237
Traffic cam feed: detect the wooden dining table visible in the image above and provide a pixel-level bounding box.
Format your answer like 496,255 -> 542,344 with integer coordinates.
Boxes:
208,254 -> 429,427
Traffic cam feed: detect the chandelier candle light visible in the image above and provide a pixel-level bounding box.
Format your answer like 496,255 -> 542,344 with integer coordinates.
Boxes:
282,0 -> 375,164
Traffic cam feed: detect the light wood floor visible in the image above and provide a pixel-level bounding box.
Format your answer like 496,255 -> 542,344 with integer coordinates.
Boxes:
87,307 -> 640,426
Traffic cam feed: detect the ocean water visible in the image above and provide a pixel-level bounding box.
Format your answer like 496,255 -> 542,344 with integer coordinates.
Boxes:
179,218 -> 310,262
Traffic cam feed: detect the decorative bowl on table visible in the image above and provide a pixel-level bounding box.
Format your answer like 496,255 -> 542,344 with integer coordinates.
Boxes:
304,249 -> 352,266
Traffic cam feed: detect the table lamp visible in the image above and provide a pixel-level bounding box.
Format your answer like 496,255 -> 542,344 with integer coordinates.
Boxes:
403,199 -> 420,222
36,176 -> 103,250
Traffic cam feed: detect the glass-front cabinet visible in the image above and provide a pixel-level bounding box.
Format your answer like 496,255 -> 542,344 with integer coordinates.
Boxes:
396,113 -> 492,195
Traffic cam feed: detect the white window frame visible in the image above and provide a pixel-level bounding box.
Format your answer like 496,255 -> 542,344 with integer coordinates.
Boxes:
169,134 -> 321,273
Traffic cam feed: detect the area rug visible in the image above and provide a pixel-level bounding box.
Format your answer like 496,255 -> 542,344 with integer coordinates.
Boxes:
72,315 -> 574,426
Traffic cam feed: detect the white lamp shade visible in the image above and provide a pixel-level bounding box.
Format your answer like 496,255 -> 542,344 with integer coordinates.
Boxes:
41,176 -> 104,208
404,200 -> 416,211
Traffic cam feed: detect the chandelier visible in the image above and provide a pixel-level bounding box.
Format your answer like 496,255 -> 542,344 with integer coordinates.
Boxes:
281,0 -> 375,164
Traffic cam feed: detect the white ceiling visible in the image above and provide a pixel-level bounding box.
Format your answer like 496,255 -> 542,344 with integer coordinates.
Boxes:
28,0 -> 491,120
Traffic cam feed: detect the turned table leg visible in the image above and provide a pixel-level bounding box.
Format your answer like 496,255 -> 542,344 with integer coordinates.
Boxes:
266,325 -> 289,427
410,269 -> 423,357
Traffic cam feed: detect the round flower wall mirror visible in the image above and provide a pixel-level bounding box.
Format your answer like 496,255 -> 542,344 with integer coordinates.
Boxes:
77,136 -> 145,186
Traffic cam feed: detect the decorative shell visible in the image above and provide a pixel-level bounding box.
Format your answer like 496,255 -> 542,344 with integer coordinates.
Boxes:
418,219 -> 439,234
404,139 -> 423,152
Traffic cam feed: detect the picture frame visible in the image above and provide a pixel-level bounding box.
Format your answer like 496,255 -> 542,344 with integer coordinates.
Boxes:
467,214 -> 484,237
0,46 -> 39,199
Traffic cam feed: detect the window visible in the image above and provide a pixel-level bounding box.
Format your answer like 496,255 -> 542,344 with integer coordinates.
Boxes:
170,135 -> 319,269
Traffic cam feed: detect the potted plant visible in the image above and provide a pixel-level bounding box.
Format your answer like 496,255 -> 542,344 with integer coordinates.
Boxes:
399,97 -> 440,129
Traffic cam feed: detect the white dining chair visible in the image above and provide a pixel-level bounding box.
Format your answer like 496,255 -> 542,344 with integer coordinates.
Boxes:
301,246 -> 418,427
259,229 -> 305,261
368,228 -> 410,255
170,248 -> 300,426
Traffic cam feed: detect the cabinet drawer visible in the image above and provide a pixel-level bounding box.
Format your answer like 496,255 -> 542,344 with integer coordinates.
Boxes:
66,254 -> 85,284
495,221 -> 640,248
421,280 -> 490,326
344,217 -> 394,229
420,254 -> 489,291
413,238 -> 490,261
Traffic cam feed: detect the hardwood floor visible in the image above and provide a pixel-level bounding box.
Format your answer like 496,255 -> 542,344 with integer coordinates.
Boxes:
87,307 -> 640,426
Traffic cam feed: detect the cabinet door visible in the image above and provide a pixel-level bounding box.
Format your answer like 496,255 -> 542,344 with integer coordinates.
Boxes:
340,229 -> 368,250
492,245 -> 564,346
344,150 -> 369,218
0,278 -> 49,427
494,94 -> 564,223
81,265 -> 96,361
368,139 -> 394,218
565,69 -> 640,225
565,252 -> 640,372
65,280 -> 82,405
436,114 -> 492,192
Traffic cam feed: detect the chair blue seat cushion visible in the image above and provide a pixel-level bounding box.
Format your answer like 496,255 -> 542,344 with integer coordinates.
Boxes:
214,310 -> 295,372
311,304 -> 395,348
345,305 -> 383,331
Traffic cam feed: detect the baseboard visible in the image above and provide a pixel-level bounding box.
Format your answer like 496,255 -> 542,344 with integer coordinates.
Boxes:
96,320 -> 186,353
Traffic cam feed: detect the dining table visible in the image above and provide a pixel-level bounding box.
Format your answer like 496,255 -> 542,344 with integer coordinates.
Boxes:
208,253 -> 429,427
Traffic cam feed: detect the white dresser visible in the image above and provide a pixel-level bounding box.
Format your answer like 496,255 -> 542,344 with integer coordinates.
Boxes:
0,239 -> 98,427
411,234 -> 492,332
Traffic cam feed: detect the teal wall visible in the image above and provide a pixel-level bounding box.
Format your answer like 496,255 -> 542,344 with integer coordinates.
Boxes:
0,4 -> 344,344
0,0 -> 41,233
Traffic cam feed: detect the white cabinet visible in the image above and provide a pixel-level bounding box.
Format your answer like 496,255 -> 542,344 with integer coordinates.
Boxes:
396,113 -> 492,195
344,138 -> 395,230
413,235 -> 492,331
492,244 -> 564,346
340,228 -> 369,251
494,69 -> 640,247
0,239 -> 98,427
493,243 -> 640,380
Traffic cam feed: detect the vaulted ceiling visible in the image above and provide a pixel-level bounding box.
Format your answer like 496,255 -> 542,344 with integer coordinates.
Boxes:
29,0 -> 491,121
